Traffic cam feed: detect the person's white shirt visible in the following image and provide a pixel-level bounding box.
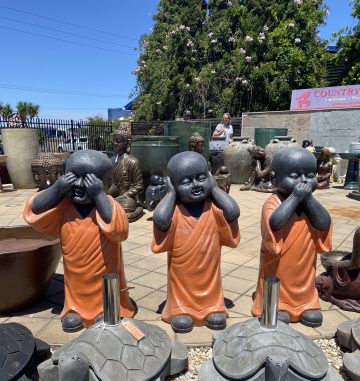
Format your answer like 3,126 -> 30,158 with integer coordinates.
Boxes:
214,123 -> 233,143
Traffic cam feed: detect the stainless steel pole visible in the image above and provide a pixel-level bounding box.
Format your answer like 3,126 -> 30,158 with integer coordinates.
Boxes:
260,275 -> 280,328
102,273 -> 121,325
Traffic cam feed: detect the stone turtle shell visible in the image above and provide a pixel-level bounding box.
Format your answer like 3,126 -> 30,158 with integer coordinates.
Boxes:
55,319 -> 172,381
213,318 -> 328,380
0,323 -> 35,381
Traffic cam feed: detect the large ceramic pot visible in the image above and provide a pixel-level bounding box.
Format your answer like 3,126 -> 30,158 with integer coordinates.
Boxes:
0,225 -> 61,313
131,136 -> 181,194
265,136 -> 298,158
1,128 -> 39,188
224,137 -> 255,184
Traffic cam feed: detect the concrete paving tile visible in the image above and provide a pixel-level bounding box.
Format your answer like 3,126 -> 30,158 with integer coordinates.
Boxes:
153,264 -> 168,275
131,272 -> 167,290
0,317 -> 9,323
11,300 -> 62,319
37,320 -> 83,345
136,290 -> 167,313
291,323 -> 322,339
319,299 -> 334,311
128,284 -> 157,301
226,316 -> 250,326
146,320 -> 176,340
316,310 -> 351,338
230,295 -> 254,317
222,252 -> 249,265
6,316 -> 52,336
135,306 -> 161,321
123,252 -> 145,265
338,309 -> 360,320
222,275 -> 256,295
221,262 -> 239,276
130,256 -> 167,271
129,245 -> 154,256
124,265 -> 150,281
228,266 -> 259,282
175,326 -> 214,347
122,241 -> 142,251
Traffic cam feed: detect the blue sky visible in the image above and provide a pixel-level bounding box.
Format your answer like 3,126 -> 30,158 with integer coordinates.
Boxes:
0,0 -> 357,120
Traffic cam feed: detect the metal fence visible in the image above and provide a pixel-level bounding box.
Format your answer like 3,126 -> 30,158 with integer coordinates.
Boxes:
0,118 -> 114,153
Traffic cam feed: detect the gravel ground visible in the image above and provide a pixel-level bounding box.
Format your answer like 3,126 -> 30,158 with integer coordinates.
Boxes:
167,338 -> 352,380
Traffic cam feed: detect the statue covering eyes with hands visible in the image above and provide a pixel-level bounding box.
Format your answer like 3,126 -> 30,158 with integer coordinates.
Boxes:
151,151 -> 240,333
23,150 -> 135,333
251,146 -> 332,327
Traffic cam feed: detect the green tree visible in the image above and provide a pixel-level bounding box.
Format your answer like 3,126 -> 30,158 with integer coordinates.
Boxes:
16,101 -> 28,120
133,0 -> 328,119
333,0 -> 360,84
28,102 -> 40,119
0,103 -> 14,119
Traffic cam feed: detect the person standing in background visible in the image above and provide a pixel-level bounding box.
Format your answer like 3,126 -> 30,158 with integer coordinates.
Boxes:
212,113 -> 233,143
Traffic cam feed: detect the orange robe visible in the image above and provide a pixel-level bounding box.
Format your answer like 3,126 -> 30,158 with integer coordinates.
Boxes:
23,195 -> 134,327
252,193 -> 332,322
152,200 -> 240,326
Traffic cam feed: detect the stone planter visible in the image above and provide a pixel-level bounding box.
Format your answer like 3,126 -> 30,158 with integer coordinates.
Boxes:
0,225 -> 61,313
1,128 -> 39,188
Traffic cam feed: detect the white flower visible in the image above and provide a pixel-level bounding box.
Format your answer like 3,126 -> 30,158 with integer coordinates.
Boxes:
294,38 -> 301,44
258,32 -> 266,40
194,77 -> 201,82
192,49 -> 198,53
227,1 -> 233,5
143,41 -> 148,47
235,76 -> 242,81
245,35 -> 253,42
258,39 -> 264,44
208,109 -> 213,113
185,84 -> 190,88
263,25 -> 269,31
288,22 -> 295,27
155,48 -> 161,53
156,101 -> 162,105
208,32 -> 214,37
163,45 -> 168,50
228,36 -> 235,42
211,70 -> 216,74
325,9 -> 330,16
186,39 -> 193,47
170,30 -> 177,35
245,56 -> 252,62
239,47 -> 246,54
141,60 -> 146,64
241,79 -> 248,85
186,26 -> 191,31
294,0 -> 302,4
211,39 -> 218,43
134,66 -> 141,73
179,25 -> 185,30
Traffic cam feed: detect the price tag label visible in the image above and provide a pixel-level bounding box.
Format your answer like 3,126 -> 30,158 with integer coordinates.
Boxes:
121,319 -> 145,341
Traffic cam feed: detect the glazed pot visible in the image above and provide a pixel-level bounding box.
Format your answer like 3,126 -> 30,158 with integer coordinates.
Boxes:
131,136 -> 181,194
0,225 -> 61,313
223,137 -> 254,184
265,136 -> 298,158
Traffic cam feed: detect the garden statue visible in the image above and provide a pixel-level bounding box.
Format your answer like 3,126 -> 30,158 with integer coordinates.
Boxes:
37,273 -> 188,381
316,226 -> 360,313
188,132 -> 205,154
317,147 -> 334,190
31,153 -> 64,191
0,322 -> 51,381
336,318 -> 360,381
151,151 -> 240,333
240,145 -> 273,192
213,166 -> 231,193
107,124 -> 144,222
24,150 -> 135,332
251,146 -> 333,327
199,276 -> 342,381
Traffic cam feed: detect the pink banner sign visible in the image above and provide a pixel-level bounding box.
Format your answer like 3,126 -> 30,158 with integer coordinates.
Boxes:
290,84 -> 360,110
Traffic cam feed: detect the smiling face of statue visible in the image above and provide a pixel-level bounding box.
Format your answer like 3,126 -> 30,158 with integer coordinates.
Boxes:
168,152 -> 212,204
271,147 -> 318,196
65,151 -> 112,204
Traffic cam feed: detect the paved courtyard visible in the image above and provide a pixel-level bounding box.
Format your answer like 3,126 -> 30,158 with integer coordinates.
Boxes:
0,184 -> 359,348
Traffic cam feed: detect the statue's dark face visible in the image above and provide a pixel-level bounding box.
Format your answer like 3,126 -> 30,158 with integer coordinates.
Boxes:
113,135 -> 128,154
32,166 -> 47,188
194,141 -> 205,154
48,166 -> 63,185
273,151 -> 317,196
171,160 -> 212,204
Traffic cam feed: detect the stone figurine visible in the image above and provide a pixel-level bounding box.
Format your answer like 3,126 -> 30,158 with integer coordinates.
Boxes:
188,132 -> 205,154
316,226 -> 360,313
24,150 -> 135,332
317,147 -> 334,190
240,145 -> 273,192
251,147 -> 333,327
151,151 -> 240,333
106,124 -> 144,222
213,166 -> 231,193
31,153 -> 64,191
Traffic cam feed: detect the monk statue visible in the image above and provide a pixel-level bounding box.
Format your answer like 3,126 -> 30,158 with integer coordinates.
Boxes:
151,151 -> 240,333
213,166 -> 231,193
31,153 -> 64,191
240,145 -> 273,192
251,147 -> 332,327
24,150 -> 135,332
188,132 -> 212,171
106,124 -> 144,222
316,147 -> 334,190
316,226 -> 360,313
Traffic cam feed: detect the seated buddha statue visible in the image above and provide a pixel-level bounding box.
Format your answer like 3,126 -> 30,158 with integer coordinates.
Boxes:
31,153 -> 64,191
107,123 -> 144,222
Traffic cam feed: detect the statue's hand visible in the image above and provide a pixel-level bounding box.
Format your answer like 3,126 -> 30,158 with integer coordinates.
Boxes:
84,173 -> 104,199
293,182 -> 312,200
164,176 -> 176,196
56,172 -> 77,194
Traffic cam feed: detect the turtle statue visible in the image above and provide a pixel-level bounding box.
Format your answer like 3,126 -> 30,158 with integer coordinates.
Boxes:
0,322 -> 51,381
336,318 -> 360,381
199,276 -> 341,381
38,318 -> 188,381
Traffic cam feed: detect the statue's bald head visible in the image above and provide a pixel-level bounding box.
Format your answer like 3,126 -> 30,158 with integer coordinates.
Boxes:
168,151 -> 208,182
65,150 -> 112,179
